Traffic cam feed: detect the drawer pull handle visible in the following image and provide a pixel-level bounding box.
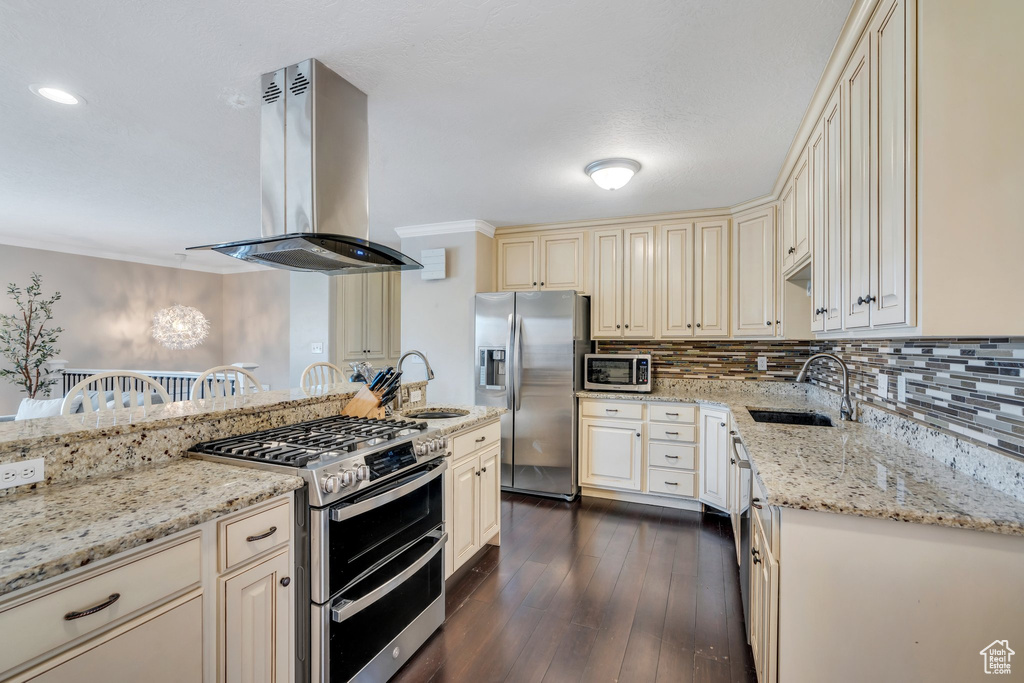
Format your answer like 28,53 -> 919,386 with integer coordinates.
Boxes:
475,436 -> 487,442
752,498 -> 763,510
665,431 -> 679,435
665,412 -> 679,416
65,593 -> 120,621
246,526 -> 278,542
605,409 -> 619,413
665,481 -> 679,486
664,455 -> 679,459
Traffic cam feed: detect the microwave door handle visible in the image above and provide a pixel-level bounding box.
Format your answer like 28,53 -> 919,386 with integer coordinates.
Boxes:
329,460 -> 447,523
330,530 -> 447,624
514,314 -> 524,411
506,313 -> 515,410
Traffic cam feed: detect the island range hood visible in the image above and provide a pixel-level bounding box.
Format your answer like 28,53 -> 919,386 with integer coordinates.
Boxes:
189,58 -> 421,275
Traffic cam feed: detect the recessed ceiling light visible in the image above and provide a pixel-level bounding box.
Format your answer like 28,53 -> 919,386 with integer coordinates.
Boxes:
29,84 -> 83,105
585,158 -> 641,190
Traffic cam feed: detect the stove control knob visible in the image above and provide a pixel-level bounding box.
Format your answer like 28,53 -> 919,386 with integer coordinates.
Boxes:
440,436 -> 449,450
322,475 -> 342,494
414,442 -> 427,456
340,469 -> 357,487
356,465 -> 371,481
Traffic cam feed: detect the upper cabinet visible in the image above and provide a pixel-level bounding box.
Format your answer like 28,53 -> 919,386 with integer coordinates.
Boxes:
732,207 -> 777,337
656,219 -> 731,339
495,232 -> 587,293
591,226 -> 656,339
335,272 -> 400,366
657,222 -> 694,337
694,220 -> 731,336
781,149 -> 811,276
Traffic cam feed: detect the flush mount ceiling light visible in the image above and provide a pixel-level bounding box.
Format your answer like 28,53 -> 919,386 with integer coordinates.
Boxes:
29,84 -> 83,105
585,158 -> 641,190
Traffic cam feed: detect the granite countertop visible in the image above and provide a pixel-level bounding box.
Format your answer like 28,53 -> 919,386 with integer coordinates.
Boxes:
0,460 -> 303,597
577,387 -> 1024,536
395,403 -> 506,438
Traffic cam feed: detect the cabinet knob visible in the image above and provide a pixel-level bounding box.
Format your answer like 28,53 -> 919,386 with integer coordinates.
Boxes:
616,324 -> 621,329
766,321 -> 772,326
481,466 -> 487,472
540,282 -> 545,286
788,246 -> 796,254
721,422 -> 726,427
636,432 -> 641,437
696,323 -> 701,328
686,323 -> 692,328
866,294 -> 876,303
731,457 -> 736,464
280,577 -> 291,587
857,296 -> 865,305
475,470 -> 481,477
624,324 -> 629,329
533,282 -> 537,286
776,320 -> 780,325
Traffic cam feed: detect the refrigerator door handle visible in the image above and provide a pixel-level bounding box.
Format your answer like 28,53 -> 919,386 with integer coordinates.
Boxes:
505,313 -> 515,411
514,314 -> 524,411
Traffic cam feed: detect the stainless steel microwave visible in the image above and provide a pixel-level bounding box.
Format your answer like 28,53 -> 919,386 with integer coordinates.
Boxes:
583,354 -> 652,392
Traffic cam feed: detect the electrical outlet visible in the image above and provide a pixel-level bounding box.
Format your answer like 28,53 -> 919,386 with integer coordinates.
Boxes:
757,356 -> 768,371
897,375 -> 907,403
0,458 -> 44,490
410,389 -> 422,403
877,374 -> 889,399
311,342 -> 324,354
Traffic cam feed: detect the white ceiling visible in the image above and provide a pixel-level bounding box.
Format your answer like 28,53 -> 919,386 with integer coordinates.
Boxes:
0,0 -> 851,273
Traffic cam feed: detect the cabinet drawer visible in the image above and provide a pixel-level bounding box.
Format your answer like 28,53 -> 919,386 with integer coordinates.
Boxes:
648,468 -> 698,498
580,400 -> 643,421
648,403 -> 697,424
0,536 -> 200,675
453,421 -> 501,460
648,423 -> 698,443
221,500 -> 291,571
648,442 -> 697,470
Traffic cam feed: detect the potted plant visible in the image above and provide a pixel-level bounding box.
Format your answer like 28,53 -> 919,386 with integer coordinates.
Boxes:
0,273 -> 63,417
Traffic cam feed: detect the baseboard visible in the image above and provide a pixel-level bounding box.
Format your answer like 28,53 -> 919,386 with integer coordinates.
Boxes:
581,486 -> 703,511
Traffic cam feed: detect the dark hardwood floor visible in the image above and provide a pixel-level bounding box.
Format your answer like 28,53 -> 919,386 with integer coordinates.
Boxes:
394,493 -> 756,683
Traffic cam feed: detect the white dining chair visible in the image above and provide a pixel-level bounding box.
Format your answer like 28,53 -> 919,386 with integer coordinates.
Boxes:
301,362 -> 346,394
61,371 -> 172,416
190,365 -> 263,401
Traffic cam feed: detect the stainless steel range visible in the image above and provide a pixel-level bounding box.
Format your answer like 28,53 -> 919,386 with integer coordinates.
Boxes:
190,414 -> 450,683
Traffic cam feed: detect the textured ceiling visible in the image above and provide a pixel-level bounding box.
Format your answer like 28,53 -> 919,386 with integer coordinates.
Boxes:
0,0 -> 851,272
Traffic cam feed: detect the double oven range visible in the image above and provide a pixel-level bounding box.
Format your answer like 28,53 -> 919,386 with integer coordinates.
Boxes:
190,414 -> 450,683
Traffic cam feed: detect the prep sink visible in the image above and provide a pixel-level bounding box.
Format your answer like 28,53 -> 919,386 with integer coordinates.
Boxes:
403,410 -> 470,420
747,409 -> 833,426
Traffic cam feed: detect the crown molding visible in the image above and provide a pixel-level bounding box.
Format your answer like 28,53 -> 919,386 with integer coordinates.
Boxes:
394,219 -> 496,239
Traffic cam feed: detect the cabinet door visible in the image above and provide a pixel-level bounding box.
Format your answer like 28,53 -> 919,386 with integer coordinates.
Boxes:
498,237 -> 539,291
844,36 -> 872,330
591,229 -> 623,338
823,87 -> 844,332
478,446 -> 500,543
363,272 -> 388,360
732,208 -> 776,337
339,275 -> 366,361
699,409 -> 729,511
657,222 -> 694,338
694,220 -> 730,336
780,178 -> 797,274
752,516 -> 779,683
749,521 -> 763,676
539,232 -> 585,291
389,272 -> 402,359
871,0 -> 914,327
791,149 -> 811,268
223,550 -> 292,683
579,418 -> 641,491
809,120 -> 827,333
24,596 -> 203,683
451,457 -> 480,570
622,227 -> 656,338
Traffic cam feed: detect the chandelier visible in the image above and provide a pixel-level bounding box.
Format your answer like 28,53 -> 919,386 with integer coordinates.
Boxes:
152,304 -> 210,350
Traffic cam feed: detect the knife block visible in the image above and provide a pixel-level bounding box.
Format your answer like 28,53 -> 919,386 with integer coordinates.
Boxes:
340,385 -> 385,419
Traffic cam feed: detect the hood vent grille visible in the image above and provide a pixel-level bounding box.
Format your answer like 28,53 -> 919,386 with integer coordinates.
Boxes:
289,70 -> 310,96
262,81 -> 282,104
251,248 -> 354,271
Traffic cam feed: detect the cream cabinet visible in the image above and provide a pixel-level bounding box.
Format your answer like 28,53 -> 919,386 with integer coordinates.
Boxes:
388,272 -> 402,359
694,220 -> 730,336
222,549 -> 292,683
732,207 -> 777,337
823,88 -> 844,332
579,416 -> 642,491
447,422 -> 502,577
809,118 -> 827,333
335,272 -> 401,366
496,233 -> 586,292
591,226 -> 656,339
657,222 -> 695,337
750,507 -> 779,683
699,407 -> 730,511
781,149 -> 811,276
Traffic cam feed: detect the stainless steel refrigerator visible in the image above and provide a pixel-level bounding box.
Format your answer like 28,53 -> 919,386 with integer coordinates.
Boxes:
474,291 -> 590,501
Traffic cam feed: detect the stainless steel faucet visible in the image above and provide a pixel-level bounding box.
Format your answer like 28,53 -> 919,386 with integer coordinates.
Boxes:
395,350 -> 435,409
795,353 -> 857,421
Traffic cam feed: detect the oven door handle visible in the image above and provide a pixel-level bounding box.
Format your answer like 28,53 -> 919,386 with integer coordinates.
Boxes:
732,435 -> 752,470
330,529 -> 447,625
330,460 -> 447,523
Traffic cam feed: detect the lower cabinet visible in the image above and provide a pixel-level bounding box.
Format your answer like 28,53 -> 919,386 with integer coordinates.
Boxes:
750,514 -> 779,683
447,422 -> 502,578
579,417 -> 643,491
222,549 -> 292,683
699,407 -> 730,511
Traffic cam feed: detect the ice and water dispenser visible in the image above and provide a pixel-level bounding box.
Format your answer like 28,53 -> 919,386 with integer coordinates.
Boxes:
478,347 -> 507,389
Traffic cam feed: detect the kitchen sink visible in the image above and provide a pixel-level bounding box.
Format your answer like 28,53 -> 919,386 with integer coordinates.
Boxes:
403,410 -> 470,420
747,409 -> 833,426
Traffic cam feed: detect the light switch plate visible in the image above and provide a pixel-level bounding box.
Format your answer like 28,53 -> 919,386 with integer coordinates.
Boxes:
877,374 -> 889,399
409,389 -> 422,403
897,375 -> 907,403
311,342 -> 324,354
0,458 -> 44,490
757,356 -> 768,371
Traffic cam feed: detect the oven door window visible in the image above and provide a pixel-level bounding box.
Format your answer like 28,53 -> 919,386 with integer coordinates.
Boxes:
328,462 -> 443,595
329,534 -> 443,682
587,358 -> 635,386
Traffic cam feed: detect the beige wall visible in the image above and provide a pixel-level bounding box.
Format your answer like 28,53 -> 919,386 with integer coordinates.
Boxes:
221,270 -> 291,391
917,0 -> 1024,335
400,230 -> 493,404
0,246 -> 224,413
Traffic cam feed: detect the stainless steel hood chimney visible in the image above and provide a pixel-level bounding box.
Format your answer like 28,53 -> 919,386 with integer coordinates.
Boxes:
188,59 -> 421,275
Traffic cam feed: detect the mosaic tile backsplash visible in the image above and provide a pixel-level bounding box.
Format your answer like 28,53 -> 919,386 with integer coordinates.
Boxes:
597,337 -> 1024,463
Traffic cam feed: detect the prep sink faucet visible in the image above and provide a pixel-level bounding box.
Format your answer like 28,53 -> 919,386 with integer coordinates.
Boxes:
395,350 -> 435,409
795,353 -> 857,421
